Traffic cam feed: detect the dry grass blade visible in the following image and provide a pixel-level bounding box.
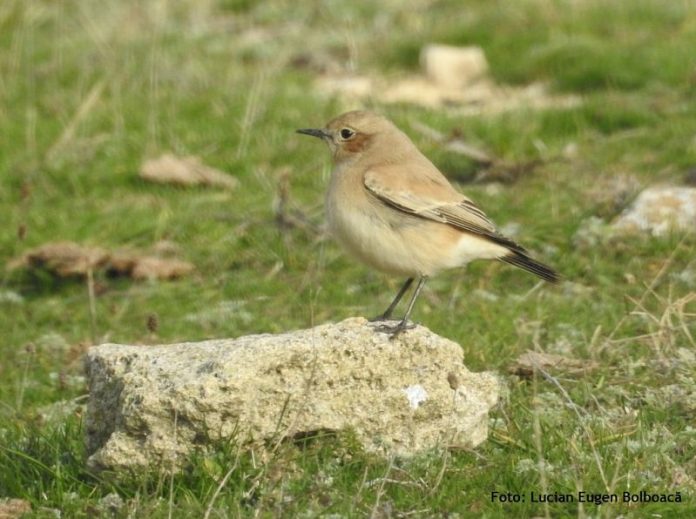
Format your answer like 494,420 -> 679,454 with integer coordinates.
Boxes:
203,451 -> 242,519
607,237 -> 687,342
273,169 -> 322,238
369,456 -> 395,519
473,158 -> 548,184
531,359 -> 610,493
47,79 -> 106,161
410,121 -> 493,165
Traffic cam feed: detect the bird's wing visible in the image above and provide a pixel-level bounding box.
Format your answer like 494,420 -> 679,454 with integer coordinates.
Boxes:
364,165 -> 526,253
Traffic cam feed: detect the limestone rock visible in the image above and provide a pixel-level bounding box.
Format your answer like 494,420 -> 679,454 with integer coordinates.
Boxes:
611,186 -> 696,236
85,318 -> 499,472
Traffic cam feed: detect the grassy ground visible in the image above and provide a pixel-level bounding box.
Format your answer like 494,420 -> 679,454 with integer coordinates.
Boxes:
1,0 -> 696,516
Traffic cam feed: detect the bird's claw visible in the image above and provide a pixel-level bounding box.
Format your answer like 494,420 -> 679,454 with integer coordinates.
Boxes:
369,319 -> 416,338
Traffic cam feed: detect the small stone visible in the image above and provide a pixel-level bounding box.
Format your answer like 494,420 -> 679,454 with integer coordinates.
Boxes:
140,153 -> 238,189
314,46 -> 581,114
509,350 -> 598,378
0,499 -> 31,519
0,291 -> 24,305
420,44 -> 489,89
84,318 -> 499,472
611,185 -> 696,236
96,493 -> 124,516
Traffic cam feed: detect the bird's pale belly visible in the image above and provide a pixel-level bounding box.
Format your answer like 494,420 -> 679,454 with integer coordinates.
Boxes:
327,201 -> 454,277
327,191 -> 507,277
327,203 -> 413,275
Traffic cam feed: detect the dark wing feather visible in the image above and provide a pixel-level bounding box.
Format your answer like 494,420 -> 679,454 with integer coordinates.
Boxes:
363,168 -> 527,253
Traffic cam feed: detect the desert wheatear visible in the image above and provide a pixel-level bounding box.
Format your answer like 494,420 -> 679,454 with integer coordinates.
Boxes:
298,111 -> 558,335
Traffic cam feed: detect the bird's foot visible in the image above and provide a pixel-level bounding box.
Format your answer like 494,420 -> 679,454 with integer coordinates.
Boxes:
368,312 -> 392,323
370,319 -> 416,338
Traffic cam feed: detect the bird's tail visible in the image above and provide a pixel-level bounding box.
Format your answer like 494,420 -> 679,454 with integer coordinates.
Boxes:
500,251 -> 559,283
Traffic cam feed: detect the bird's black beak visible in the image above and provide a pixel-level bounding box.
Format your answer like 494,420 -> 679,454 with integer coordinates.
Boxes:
296,128 -> 329,140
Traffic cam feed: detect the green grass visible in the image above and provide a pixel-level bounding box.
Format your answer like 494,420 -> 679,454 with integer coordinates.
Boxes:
1,0 -> 696,517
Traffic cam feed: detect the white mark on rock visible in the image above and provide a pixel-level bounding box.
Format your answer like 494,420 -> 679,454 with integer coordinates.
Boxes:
403,385 -> 428,409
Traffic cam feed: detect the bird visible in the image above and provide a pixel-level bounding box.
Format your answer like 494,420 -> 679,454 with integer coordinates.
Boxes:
297,110 -> 558,336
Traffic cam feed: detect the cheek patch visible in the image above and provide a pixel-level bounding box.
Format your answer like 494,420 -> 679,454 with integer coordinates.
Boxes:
344,133 -> 370,153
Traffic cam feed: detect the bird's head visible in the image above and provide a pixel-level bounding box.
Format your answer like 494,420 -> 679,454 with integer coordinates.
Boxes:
297,110 -> 396,163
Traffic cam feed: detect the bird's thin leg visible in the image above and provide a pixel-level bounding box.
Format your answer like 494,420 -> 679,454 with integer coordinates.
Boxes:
370,278 -> 414,322
396,276 -> 427,331
376,276 -> 428,337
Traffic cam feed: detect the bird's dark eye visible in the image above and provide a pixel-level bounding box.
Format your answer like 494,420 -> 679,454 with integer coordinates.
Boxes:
340,128 -> 355,140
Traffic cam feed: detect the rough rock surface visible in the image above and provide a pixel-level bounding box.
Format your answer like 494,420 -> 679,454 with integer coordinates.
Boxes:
612,186 -> 696,236
85,318 -> 499,472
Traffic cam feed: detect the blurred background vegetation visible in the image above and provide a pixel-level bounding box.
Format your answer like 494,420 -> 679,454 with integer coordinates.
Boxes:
1,0 -> 695,516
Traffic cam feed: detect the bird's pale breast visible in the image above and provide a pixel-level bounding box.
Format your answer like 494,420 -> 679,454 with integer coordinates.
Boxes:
325,167 -> 504,276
